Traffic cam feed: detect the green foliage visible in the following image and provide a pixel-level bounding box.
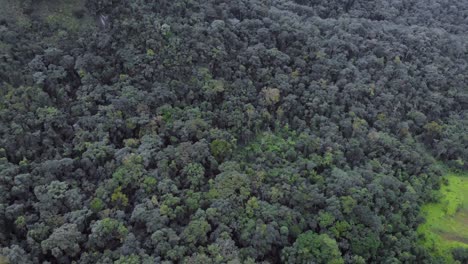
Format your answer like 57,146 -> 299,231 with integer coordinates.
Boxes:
90,197 -> 105,212
321,150 -> 334,166
124,138 -> 140,148
141,176 -> 157,192
197,67 -> 225,97
243,130 -> 297,157
203,79 -> 225,96
80,140 -> 114,162
282,231 -> 344,264
97,218 -> 128,238
340,196 -> 357,214
146,49 -> 155,57
210,139 -> 233,161
14,216 -> 26,229
183,163 -> 205,189
210,170 -> 251,201
114,254 -> 140,264
318,211 -> 335,229
245,197 -> 259,217
41,223 -> 84,258
78,69 -> 86,78
111,186 -> 129,207
425,121 -> 443,135
1,0 -> 467,262
185,191 -> 202,211
352,117 -> 367,133
330,221 -> 351,238
112,154 -> 145,188
161,23 -> 172,37
350,230 -> 381,260
159,194 -> 182,220
262,87 -> 281,105
183,218 -> 211,245
159,105 -> 177,123
36,106 -> 60,122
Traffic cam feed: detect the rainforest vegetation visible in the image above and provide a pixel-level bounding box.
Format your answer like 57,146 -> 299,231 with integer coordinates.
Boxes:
0,0 -> 467,263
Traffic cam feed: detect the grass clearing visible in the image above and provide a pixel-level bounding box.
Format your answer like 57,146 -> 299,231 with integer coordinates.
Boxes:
417,171 -> 468,263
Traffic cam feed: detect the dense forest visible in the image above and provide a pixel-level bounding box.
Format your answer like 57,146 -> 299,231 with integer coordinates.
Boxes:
1,0 -> 467,263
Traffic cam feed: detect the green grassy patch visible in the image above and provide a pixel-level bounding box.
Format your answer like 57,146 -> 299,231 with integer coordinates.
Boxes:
417,171 -> 468,262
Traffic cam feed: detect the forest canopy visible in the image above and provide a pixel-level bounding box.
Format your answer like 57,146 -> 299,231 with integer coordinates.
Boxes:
0,0 -> 467,263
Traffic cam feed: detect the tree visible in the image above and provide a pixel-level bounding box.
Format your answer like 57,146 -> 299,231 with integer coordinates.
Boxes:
88,218 -> 128,249
210,139 -> 233,161
282,231 -> 344,264
452,247 -> 468,263
183,217 -> 212,245
41,223 -> 84,259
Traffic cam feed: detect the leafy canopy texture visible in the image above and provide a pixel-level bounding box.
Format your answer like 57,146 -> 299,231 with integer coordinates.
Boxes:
0,0 -> 467,263
282,231 -> 344,264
